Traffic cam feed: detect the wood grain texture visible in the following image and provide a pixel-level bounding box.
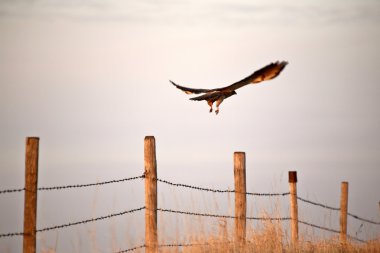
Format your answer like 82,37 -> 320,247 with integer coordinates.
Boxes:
340,182 -> 349,244
23,137 -> 39,253
289,171 -> 299,246
144,136 -> 158,253
234,152 -> 246,245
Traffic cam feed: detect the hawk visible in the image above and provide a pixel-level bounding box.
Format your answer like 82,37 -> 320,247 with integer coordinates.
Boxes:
170,61 -> 288,114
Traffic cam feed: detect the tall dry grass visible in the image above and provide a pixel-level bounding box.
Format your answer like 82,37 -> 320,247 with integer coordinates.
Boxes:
156,217 -> 380,253
153,194 -> 380,253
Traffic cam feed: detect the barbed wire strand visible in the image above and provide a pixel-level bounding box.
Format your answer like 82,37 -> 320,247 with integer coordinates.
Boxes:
348,212 -> 380,225
297,196 -> 380,225
157,178 -> 290,196
0,231 -> 25,238
114,244 -> 146,253
38,175 -> 144,191
299,220 -> 340,234
0,207 -> 145,238
115,241 -> 230,253
297,196 -> 340,211
298,220 -> 365,243
0,175 -> 144,195
0,188 -> 25,194
157,208 -> 290,221
347,234 -> 366,243
37,207 -> 145,233
158,241 -> 234,249
159,243 -> 206,248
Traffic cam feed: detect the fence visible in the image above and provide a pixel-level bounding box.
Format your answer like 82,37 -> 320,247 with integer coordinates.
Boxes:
1,136 -> 379,253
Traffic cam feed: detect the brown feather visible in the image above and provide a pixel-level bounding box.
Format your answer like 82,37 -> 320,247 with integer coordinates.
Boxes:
215,61 -> 288,91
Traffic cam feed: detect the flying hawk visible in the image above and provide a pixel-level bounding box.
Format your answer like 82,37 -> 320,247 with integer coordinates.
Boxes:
170,61 -> 288,114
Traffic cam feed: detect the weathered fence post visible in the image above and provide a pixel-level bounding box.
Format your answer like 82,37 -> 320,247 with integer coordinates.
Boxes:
234,152 -> 246,245
340,182 -> 348,244
23,137 -> 39,253
288,171 -> 298,247
144,136 -> 158,253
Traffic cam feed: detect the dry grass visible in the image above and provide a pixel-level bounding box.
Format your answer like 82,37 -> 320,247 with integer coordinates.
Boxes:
155,206 -> 380,253
156,218 -> 380,253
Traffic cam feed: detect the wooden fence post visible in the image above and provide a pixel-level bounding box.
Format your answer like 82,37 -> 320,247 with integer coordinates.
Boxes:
144,136 -> 158,253
340,182 -> 348,244
23,137 -> 39,253
288,171 -> 298,247
234,152 -> 246,245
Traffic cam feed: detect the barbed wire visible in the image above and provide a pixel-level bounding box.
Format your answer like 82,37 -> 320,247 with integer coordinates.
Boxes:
348,212 -> 380,225
347,234 -> 366,243
1,208 -> 367,244
0,231 -> 25,238
0,188 -> 25,194
38,175 -> 144,191
0,175 -> 144,195
298,220 -> 365,243
299,220 -> 340,234
36,206 -> 145,233
0,207 -> 145,238
297,196 -> 340,211
114,244 -> 146,253
297,196 -> 380,225
1,173 -> 378,245
159,242 -> 206,248
157,178 -> 290,196
158,241 -> 234,249
114,241 -> 231,253
157,208 -> 290,221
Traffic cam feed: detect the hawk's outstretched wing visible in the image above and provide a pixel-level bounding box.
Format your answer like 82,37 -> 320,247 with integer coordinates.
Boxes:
170,61 -> 287,94
215,61 -> 288,91
170,80 -> 211,94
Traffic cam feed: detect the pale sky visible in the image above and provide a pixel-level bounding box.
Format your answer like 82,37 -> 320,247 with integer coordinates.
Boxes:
1,0 -> 380,252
